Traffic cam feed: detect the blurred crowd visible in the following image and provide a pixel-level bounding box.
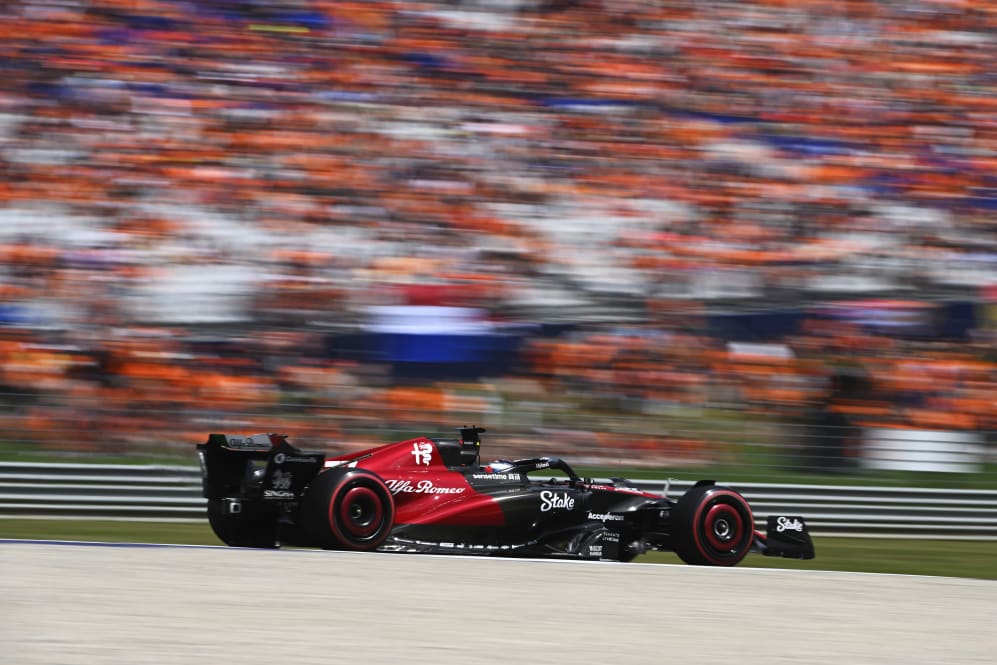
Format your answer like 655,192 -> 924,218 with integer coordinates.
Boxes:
0,0 -> 995,463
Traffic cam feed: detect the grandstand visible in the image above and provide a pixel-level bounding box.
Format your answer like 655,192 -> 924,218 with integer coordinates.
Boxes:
0,0 -> 994,468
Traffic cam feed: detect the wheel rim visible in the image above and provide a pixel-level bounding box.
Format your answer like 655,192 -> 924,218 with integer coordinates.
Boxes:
337,485 -> 384,540
703,502 -> 744,553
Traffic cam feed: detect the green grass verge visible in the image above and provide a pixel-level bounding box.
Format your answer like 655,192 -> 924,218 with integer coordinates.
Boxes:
0,519 -> 220,546
2,518 -> 995,580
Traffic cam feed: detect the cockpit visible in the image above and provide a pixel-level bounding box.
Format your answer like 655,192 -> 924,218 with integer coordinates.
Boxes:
432,426 -> 584,484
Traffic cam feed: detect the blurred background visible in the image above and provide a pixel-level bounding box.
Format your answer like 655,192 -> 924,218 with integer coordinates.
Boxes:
1,0 -> 995,486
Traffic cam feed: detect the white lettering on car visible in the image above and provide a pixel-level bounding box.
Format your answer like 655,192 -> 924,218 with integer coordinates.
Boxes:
540,490 -> 575,512
587,512 -> 624,522
384,479 -> 465,496
776,516 -> 804,533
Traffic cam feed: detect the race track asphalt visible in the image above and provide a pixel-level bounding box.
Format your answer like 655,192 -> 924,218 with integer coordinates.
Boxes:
2,541 -> 995,664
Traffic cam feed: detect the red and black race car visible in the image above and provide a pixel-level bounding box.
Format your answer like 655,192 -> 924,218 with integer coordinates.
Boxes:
196,426 -> 814,565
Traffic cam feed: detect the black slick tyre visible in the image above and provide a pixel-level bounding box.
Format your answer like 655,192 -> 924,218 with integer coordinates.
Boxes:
300,468 -> 395,550
672,484 -> 754,566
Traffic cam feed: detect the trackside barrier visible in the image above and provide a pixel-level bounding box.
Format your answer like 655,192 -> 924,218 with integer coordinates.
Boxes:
0,462 -> 205,521
0,463 -> 995,539
628,479 -> 997,540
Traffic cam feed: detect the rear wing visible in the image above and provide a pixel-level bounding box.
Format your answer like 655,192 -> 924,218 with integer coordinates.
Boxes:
196,433 -> 324,501
206,433 -> 287,453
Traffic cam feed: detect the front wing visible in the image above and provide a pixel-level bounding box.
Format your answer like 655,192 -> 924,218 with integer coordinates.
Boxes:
753,515 -> 815,559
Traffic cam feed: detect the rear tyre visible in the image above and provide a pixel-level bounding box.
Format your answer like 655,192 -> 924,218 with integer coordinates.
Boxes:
300,468 -> 395,550
206,499 -> 278,548
672,485 -> 753,566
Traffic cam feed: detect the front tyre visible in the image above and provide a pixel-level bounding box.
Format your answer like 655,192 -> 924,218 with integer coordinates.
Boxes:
300,468 -> 395,550
672,485 -> 753,566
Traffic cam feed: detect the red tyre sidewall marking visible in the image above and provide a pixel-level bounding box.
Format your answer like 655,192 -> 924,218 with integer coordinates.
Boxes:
691,489 -> 753,564
376,484 -> 396,547
704,503 -> 743,552
326,477 -> 351,546
338,485 -> 383,539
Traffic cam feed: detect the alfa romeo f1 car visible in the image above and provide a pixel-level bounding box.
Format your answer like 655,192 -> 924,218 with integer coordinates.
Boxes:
196,426 -> 814,565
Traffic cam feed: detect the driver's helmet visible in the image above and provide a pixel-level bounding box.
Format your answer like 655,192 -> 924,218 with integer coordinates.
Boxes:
483,459 -> 514,473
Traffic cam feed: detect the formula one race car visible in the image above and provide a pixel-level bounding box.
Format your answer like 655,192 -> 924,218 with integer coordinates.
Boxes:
196,426 -> 814,565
